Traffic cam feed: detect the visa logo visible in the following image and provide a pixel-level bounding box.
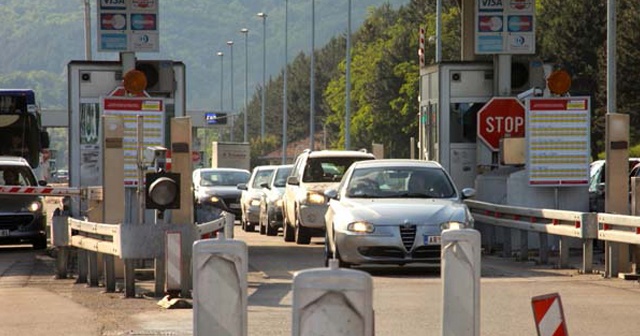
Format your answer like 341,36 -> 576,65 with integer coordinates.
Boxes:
101,0 -> 126,9
103,0 -> 125,4
479,0 -> 504,11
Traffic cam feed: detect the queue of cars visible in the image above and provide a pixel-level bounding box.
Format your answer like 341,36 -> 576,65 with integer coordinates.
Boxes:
231,149 -> 477,269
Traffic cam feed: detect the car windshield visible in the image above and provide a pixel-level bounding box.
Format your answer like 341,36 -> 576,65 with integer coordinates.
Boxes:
252,169 -> 274,188
273,167 -> 292,187
0,166 -> 37,186
200,170 -> 250,187
303,156 -> 371,183
346,166 -> 456,199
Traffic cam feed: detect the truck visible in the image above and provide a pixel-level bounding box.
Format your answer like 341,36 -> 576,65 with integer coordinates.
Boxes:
211,142 -> 250,171
0,89 -> 50,179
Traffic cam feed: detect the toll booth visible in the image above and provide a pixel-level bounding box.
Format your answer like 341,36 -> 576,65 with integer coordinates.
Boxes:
67,59 -> 186,219
418,62 -> 493,189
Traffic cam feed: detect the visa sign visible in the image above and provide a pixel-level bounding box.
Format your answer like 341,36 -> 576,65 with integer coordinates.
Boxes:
479,0 -> 504,11
101,0 -> 126,10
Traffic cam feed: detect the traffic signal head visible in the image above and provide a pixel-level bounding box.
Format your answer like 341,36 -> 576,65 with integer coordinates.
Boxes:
145,172 -> 181,210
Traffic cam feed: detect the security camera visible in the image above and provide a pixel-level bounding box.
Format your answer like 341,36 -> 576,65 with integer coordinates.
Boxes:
144,146 -> 168,167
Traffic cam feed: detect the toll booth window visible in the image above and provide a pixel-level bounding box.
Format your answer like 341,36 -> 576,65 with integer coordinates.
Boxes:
450,102 -> 484,143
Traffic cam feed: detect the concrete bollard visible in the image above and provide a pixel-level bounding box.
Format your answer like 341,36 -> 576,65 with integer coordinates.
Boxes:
442,228 -> 481,336
193,238 -> 247,336
292,260 -> 374,336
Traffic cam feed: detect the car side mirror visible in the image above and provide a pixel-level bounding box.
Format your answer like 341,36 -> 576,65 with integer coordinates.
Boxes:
287,176 -> 300,186
461,188 -> 476,199
38,180 -> 47,186
237,183 -> 248,190
324,189 -> 338,200
596,183 -> 605,194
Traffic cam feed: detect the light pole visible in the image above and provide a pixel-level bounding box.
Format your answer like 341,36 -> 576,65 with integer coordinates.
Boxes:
282,0 -> 289,164
240,28 -> 249,143
257,12 -> 268,140
345,0 -> 352,150
310,0 -> 316,151
227,40 -> 235,142
217,51 -> 225,141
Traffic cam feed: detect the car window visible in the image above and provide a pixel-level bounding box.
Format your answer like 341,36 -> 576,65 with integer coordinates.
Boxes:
252,169 -> 274,188
303,156 -> 372,183
0,166 -> 37,186
200,171 -> 250,186
346,166 -> 455,198
273,167 -> 292,187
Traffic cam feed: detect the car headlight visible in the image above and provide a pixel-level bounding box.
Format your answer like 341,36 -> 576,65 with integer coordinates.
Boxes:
275,199 -> 283,207
306,192 -> 326,205
347,221 -> 375,233
27,201 -> 42,213
209,196 -> 220,203
250,199 -> 261,206
440,221 -> 472,230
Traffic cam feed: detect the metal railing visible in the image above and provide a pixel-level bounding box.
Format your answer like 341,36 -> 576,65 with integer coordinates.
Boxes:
466,199 -> 640,276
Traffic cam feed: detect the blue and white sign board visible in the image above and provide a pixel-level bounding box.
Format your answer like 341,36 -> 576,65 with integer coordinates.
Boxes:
475,0 -> 536,54
98,0 -> 159,52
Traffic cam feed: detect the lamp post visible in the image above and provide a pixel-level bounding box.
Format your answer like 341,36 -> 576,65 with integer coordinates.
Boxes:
217,51 -> 225,141
310,0 -> 315,151
282,0 -> 288,164
240,28 -> 249,143
227,40 -> 235,142
257,12 -> 267,140
345,0 -> 352,150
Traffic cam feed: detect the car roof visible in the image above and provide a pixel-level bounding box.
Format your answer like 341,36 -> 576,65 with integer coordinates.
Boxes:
194,167 -> 250,174
306,150 -> 375,159
252,165 -> 279,171
0,156 -> 31,167
351,159 -> 444,169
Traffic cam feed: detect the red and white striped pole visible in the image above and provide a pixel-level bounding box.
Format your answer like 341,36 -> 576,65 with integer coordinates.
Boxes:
418,26 -> 425,68
0,186 -> 82,196
531,293 -> 568,336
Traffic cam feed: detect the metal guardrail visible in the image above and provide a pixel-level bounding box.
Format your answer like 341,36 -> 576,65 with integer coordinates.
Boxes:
51,211 -> 235,296
465,199 -> 597,273
597,213 -> 640,244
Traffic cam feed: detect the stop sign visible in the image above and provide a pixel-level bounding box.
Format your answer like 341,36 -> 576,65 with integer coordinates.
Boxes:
477,97 -> 525,151
191,151 -> 201,163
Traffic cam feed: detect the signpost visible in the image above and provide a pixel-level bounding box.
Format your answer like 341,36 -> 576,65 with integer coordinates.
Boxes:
475,0 -> 536,54
477,97 -> 525,152
98,0 -> 159,52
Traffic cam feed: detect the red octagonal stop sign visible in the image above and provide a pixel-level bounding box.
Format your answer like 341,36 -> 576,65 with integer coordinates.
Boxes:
477,97 -> 525,151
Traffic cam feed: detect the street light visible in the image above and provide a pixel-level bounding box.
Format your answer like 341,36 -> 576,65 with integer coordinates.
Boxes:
227,40 -> 235,142
310,0 -> 315,151
217,51 -> 224,112
282,0 -> 288,164
345,0 -> 352,150
257,12 -> 268,140
240,28 -> 249,143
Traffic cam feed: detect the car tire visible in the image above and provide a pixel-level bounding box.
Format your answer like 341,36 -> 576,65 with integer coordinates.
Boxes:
323,231 -> 330,267
246,222 -> 255,232
32,236 -> 47,250
265,210 -> 278,236
295,218 -> 311,245
283,219 -> 295,242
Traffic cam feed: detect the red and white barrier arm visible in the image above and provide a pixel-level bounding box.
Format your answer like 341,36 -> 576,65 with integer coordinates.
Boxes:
0,186 -> 83,197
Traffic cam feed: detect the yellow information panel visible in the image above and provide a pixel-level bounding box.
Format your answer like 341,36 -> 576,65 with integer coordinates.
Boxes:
526,97 -> 590,186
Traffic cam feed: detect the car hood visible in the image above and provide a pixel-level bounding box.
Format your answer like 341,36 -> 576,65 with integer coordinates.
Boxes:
338,198 -> 470,225
0,195 -> 41,213
304,182 -> 339,193
197,186 -> 242,198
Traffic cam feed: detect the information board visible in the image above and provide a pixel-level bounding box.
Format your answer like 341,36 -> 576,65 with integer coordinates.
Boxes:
97,0 -> 159,52
475,0 -> 536,54
101,97 -> 164,186
526,97 -> 591,186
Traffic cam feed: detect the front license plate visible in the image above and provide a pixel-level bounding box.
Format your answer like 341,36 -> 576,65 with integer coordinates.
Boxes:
424,235 -> 441,245
0,229 -> 10,237
229,203 -> 241,209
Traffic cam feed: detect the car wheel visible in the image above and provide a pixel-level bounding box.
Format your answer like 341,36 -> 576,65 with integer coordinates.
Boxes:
295,218 -> 311,245
246,221 -> 255,232
32,236 -> 47,250
323,230 -> 330,267
266,210 -> 278,237
283,217 -> 295,242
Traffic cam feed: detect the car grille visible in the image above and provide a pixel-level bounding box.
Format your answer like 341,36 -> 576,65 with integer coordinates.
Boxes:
412,245 -> 441,262
399,225 -> 417,251
0,214 -> 34,230
358,247 -> 404,259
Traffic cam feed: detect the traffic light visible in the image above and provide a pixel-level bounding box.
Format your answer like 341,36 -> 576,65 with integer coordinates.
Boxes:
145,171 -> 181,211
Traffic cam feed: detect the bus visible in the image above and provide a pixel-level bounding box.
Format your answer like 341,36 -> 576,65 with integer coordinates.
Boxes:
0,89 -> 49,171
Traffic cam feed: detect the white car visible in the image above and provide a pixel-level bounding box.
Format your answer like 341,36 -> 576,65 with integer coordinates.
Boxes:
324,159 -> 476,268
257,164 -> 293,236
238,165 -> 277,232
282,149 -> 375,244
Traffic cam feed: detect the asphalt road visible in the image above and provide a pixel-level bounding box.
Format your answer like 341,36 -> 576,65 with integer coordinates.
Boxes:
2,223 -> 640,335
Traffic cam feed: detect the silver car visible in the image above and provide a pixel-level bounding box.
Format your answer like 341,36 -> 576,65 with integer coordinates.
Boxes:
257,164 -> 292,236
238,165 -> 277,232
324,159 -> 476,268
